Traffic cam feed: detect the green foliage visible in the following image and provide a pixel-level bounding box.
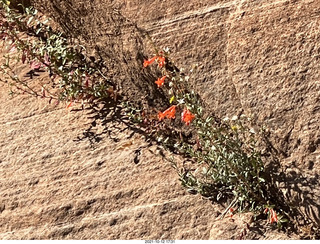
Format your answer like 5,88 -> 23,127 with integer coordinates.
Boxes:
0,0 -> 114,104
148,50 -> 267,210
0,1 -> 294,230
178,115 -> 265,206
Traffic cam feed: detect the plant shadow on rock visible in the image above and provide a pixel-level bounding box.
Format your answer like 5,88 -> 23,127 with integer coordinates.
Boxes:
30,0 -> 320,239
260,136 -> 320,238
74,86 -> 319,240
32,0 -> 170,112
73,100 -> 145,146
73,33 -> 320,243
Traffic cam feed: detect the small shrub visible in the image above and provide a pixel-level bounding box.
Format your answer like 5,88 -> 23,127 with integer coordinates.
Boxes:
140,48 -> 291,227
0,0 -> 115,105
0,0 -> 294,230
142,50 -> 266,208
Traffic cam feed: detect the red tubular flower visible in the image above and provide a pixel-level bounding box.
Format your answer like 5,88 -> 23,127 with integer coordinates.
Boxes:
269,209 -> 278,224
155,76 -> 166,87
181,108 -> 195,125
158,111 -> 165,121
157,56 -> 165,68
143,56 -> 157,67
165,105 -> 176,119
158,105 -> 176,121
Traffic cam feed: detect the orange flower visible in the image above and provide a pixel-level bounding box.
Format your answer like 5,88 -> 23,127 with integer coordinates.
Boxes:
155,76 -> 166,87
157,56 -> 165,68
143,56 -> 157,67
181,108 -> 195,125
165,105 -> 176,119
158,111 -> 166,121
158,105 -> 176,121
265,208 -> 278,224
269,209 -> 278,224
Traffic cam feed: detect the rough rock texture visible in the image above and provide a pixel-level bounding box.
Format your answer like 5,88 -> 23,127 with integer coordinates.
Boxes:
0,76 -> 219,239
0,63 -> 295,240
31,0 -> 320,227
1,0 -> 320,239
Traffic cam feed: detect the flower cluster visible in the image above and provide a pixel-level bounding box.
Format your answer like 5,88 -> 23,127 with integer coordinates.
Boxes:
144,54 -> 167,88
143,54 -> 165,68
181,108 -> 195,125
157,105 -> 195,125
155,75 -> 166,88
143,54 -> 196,126
158,105 -> 176,121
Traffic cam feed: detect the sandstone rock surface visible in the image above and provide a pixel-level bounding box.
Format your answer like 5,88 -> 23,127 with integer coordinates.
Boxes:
33,0 -> 320,226
1,0 -> 320,239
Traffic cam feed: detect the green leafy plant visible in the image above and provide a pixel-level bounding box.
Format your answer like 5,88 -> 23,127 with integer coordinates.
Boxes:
140,48 -> 291,227
0,0 -> 115,105
0,0 -> 295,232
